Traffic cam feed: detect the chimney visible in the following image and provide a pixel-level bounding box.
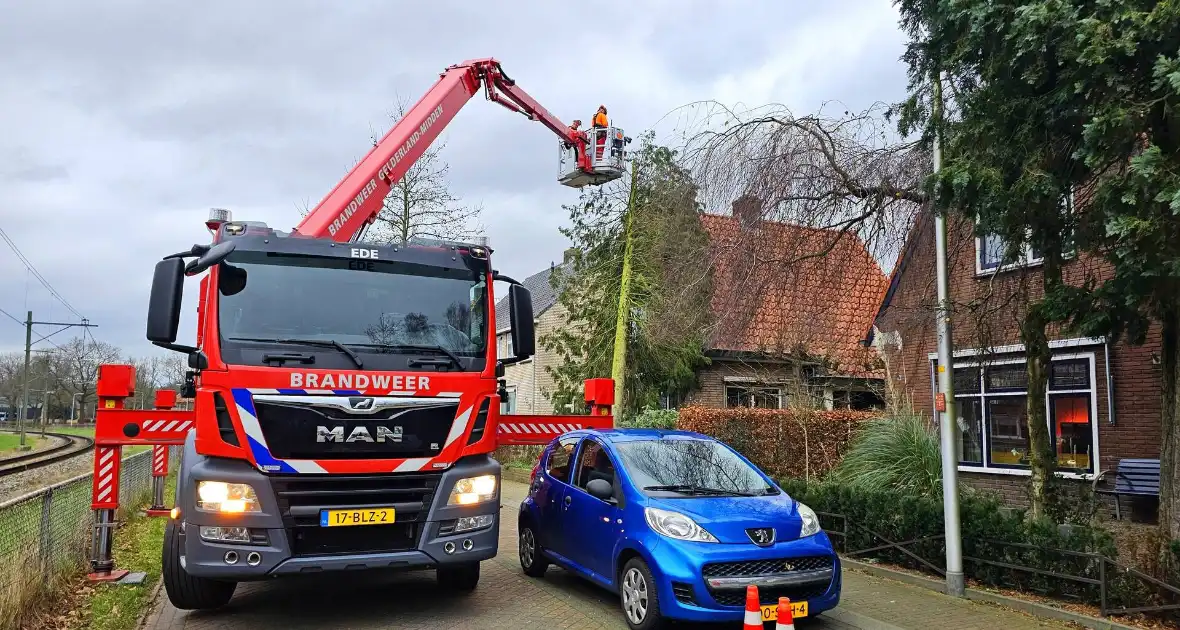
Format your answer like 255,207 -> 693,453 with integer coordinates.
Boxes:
732,195 -> 762,230
563,248 -> 579,265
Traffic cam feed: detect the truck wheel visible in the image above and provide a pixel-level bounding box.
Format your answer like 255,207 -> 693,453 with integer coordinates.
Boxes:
437,561 -> 480,592
162,520 -> 236,610
518,522 -> 549,577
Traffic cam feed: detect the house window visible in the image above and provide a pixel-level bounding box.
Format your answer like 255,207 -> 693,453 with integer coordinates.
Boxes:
498,332 -> 513,358
725,385 -> 783,409
932,352 -> 1097,475
975,192 -> 1075,274
500,387 -> 517,414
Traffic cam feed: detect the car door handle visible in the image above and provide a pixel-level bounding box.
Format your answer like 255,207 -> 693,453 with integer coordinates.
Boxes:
563,496 -> 572,506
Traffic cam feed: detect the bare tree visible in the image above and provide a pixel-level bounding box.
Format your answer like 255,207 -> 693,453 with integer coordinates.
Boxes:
50,337 -> 123,419
362,98 -> 484,245
682,101 -> 928,266
674,102 -> 928,402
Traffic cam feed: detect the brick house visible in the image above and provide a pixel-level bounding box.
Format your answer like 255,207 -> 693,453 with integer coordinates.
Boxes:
868,206 -> 1162,507
495,199 -> 890,414
681,202 -> 889,411
492,254 -> 572,415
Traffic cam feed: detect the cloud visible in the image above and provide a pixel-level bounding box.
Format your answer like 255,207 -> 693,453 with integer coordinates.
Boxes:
0,0 -> 909,356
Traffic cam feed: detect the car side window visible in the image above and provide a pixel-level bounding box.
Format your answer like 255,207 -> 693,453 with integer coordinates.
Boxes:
572,439 -> 616,491
546,436 -> 578,484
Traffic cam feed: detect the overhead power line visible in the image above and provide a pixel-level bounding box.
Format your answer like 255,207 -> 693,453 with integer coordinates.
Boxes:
0,226 -> 85,320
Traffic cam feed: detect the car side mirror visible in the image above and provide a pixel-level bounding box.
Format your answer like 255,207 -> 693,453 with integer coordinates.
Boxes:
586,478 -> 613,502
147,258 -> 185,344
508,284 -> 535,360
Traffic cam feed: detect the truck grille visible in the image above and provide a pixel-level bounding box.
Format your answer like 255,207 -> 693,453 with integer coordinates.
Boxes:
252,394 -> 458,460
270,472 -> 441,557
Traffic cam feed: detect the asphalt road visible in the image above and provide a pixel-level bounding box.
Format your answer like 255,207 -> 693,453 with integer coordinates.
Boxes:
146,479 -> 860,629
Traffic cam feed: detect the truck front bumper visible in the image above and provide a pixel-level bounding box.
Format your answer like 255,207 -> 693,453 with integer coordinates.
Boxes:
175,446 -> 501,580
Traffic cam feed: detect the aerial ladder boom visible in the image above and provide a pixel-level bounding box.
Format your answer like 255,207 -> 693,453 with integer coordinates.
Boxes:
294,58 -> 625,243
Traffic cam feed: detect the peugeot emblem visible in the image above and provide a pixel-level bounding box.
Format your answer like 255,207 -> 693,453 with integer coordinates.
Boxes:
745,527 -> 776,547
348,397 -> 376,411
783,561 -> 795,571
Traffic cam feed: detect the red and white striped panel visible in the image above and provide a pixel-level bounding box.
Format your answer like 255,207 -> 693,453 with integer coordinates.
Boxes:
151,444 -> 169,477
139,418 -> 195,439
91,446 -> 122,510
498,421 -> 585,436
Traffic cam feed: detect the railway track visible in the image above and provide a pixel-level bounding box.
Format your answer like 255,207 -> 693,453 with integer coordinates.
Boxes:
0,430 -> 94,476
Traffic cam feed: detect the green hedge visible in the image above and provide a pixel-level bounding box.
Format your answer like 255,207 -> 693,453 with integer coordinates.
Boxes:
777,478 -> 1153,609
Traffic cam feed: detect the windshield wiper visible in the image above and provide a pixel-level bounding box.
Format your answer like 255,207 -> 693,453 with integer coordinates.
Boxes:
351,343 -> 462,368
643,484 -> 756,497
229,337 -> 364,369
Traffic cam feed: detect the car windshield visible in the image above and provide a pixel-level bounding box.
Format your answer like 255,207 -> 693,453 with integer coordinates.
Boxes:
217,252 -> 487,357
613,438 -> 776,496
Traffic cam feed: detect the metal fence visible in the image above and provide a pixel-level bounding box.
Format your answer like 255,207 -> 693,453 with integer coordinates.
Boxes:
0,447 -> 174,613
818,510 -> 1180,621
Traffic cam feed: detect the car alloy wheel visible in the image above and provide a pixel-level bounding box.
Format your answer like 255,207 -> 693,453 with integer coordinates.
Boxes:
520,528 -> 535,567
621,566 -> 649,625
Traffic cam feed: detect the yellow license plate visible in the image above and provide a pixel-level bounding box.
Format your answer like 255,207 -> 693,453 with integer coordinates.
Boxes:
761,600 -> 808,621
319,507 -> 396,527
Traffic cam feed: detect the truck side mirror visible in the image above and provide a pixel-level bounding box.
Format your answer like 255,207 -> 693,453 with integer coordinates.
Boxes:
147,258 -> 185,344
508,284 -> 535,360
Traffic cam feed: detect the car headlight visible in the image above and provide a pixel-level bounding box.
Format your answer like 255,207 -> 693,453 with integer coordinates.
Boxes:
448,474 -> 497,505
644,507 -> 718,543
797,502 -> 821,537
196,481 -> 260,513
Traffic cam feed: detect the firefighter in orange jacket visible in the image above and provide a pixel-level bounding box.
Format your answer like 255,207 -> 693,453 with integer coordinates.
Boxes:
592,106 -> 609,160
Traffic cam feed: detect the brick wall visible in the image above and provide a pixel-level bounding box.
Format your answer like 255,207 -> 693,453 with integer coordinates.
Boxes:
501,302 -> 568,415
875,211 -> 1163,502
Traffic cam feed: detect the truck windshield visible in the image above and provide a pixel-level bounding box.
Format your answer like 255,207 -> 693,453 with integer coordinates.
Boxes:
613,438 -> 777,497
217,253 -> 487,361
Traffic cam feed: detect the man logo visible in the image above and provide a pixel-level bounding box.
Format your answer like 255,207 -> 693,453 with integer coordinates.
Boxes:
316,425 -> 403,443
348,397 -> 375,411
745,527 -> 776,547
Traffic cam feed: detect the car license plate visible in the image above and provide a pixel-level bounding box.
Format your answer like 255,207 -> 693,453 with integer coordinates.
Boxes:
319,507 -> 396,527
761,600 -> 808,621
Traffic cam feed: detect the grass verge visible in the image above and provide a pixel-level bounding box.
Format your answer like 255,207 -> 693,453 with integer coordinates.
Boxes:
0,434 -> 40,453
74,476 -> 175,630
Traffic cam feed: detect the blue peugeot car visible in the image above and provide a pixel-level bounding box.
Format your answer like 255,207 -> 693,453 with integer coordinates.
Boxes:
517,428 -> 841,629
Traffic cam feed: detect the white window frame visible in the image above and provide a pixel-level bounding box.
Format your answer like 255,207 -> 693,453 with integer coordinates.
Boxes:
974,191 -> 1076,276
928,347 -> 1100,480
723,383 -> 785,409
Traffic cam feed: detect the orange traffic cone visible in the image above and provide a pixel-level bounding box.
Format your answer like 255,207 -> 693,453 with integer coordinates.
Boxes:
774,597 -> 795,630
743,584 -> 762,629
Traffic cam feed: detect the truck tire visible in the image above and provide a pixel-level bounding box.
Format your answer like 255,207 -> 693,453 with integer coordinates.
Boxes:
162,520 -> 236,610
437,561 -> 480,592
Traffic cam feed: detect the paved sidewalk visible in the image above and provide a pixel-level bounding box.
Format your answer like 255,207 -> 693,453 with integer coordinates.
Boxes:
838,570 -> 1074,629
144,480 -> 1079,629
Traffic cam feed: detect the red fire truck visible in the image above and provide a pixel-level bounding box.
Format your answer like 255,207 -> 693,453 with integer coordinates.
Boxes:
95,59 -> 626,610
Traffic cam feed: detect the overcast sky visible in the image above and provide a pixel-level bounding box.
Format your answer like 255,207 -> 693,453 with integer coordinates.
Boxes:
0,0 -> 909,357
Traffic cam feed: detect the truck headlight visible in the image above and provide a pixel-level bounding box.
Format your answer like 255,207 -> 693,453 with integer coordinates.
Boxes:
798,502 -> 821,537
448,474 -> 497,505
196,481 -> 260,513
644,507 -> 718,543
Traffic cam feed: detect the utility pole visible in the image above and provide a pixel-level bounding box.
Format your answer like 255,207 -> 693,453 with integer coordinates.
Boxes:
932,72 -> 965,597
16,311 -> 97,447
19,311 -> 31,450
32,348 -> 54,437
